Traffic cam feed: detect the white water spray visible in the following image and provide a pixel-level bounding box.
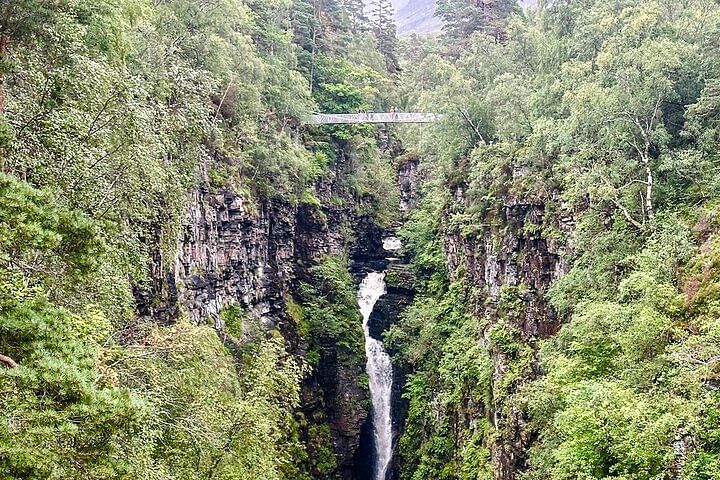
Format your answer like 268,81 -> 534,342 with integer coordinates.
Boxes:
357,272 -> 393,480
383,236 -> 403,252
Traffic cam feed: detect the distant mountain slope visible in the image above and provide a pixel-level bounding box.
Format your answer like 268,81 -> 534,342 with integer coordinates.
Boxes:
392,0 -> 537,35
396,0 -> 442,34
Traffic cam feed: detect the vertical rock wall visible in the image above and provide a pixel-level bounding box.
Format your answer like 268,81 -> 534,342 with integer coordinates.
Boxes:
442,186 -> 573,479
134,157 -> 392,479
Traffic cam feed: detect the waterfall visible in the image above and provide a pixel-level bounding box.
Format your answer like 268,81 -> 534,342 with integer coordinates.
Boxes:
357,272 -> 393,480
382,237 -> 403,251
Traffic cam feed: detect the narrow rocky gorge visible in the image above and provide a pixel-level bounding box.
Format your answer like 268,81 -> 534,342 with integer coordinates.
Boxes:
131,139 -> 419,479
7,1 -> 720,479
5,90 -> 615,480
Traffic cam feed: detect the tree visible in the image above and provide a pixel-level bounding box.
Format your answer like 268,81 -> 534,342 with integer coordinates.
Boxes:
117,322 -> 302,480
393,0 -> 720,478
369,0 -> 400,73
435,0 -> 518,43
0,0 -> 54,112
343,0 -> 367,32
0,175 -> 151,479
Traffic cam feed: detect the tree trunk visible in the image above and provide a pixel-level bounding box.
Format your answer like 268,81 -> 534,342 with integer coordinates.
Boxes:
643,152 -> 654,223
0,354 -> 18,368
0,32 -> 9,113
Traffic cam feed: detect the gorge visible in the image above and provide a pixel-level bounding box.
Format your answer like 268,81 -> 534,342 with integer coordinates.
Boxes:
4,0 -> 720,480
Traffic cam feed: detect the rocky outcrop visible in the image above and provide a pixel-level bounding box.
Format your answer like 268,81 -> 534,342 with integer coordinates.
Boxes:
442,186 -> 573,479
303,341 -> 370,478
383,261 -> 416,480
398,157 -> 420,213
174,189 -> 295,329
443,193 -> 571,339
369,263 -> 414,339
171,184 -> 383,329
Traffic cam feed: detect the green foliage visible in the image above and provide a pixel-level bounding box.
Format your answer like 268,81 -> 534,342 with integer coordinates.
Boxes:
0,176 -> 149,479
300,255 -> 365,363
388,271 -> 493,479
368,0 -> 400,73
0,0 -> 400,478
220,302 -> 252,338
286,298 -> 309,337
306,424 -> 338,476
396,0 -> 720,478
343,134 -> 400,227
118,321 -> 302,480
0,282 -> 151,480
0,172 -> 306,480
295,255 -> 371,479
0,117 -> 12,152
436,0 -> 518,43
0,173 -> 102,279
398,179 -> 449,291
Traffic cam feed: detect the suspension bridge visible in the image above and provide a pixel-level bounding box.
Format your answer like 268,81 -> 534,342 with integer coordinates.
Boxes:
306,112 -> 440,124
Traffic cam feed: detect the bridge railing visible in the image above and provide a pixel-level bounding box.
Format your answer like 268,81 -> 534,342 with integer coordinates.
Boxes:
306,112 -> 441,124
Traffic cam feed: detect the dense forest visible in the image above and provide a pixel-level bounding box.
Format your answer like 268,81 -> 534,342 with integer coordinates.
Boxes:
3,0 -> 720,479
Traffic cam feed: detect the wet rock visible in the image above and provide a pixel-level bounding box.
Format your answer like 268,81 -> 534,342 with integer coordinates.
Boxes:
398,157 -> 420,212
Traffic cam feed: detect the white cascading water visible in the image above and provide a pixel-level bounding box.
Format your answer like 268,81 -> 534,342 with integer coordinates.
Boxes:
357,272 -> 393,480
382,236 -> 403,251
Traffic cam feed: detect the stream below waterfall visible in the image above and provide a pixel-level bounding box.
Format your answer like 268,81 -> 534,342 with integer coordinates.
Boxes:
357,271 -> 393,480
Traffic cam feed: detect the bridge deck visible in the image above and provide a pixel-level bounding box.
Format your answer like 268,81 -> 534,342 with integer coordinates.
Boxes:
307,113 -> 440,124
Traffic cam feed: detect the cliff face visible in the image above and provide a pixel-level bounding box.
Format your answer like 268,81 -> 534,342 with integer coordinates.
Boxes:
178,191 -> 297,328
442,186 -> 572,478
443,191 -> 571,338
135,154 -> 392,478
